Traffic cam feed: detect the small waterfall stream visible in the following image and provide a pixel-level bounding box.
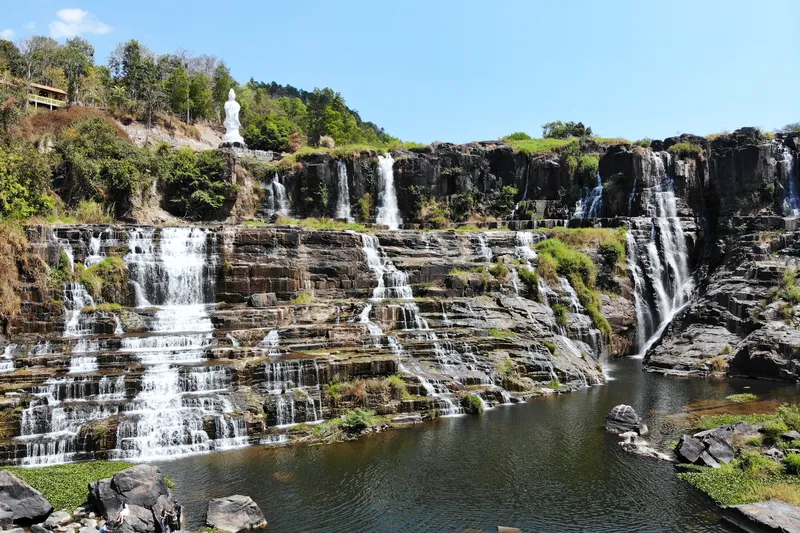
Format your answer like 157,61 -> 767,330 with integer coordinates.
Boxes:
376,154 -> 402,230
781,147 -> 799,216
626,152 -> 693,357
336,160 -> 353,221
573,174 -> 604,219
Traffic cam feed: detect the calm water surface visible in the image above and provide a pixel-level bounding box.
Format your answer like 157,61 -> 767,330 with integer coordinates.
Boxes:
158,359 -> 800,532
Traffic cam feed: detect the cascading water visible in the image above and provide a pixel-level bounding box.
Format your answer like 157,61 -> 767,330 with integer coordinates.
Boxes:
376,154 -> 402,230
257,330 -> 281,355
781,147 -> 800,216
360,234 -> 464,415
113,227 -> 247,461
475,233 -> 493,262
335,160 -> 353,221
264,173 -> 291,218
261,360 -> 322,426
0,345 -> 15,373
626,151 -> 693,357
573,174 -> 604,219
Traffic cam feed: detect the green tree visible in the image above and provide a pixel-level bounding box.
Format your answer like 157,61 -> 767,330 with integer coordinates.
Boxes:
188,73 -> 213,121
108,40 -> 153,101
212,63 -> 236,120
243,114 -> 295,152
161,148 -> 231,219
0,40 -> 23,77
166,65 -> 190,120
0,143 -> 54,219
541,121 -> 592,139
59,37 -> 94,103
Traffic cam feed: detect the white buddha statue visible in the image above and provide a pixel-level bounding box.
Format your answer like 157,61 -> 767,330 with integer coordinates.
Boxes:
222,88 -> 245,145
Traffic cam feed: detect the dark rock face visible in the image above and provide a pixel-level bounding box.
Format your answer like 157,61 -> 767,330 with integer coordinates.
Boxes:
675,426 -> 739,467
605,405 -> 643,434
0,470 -> 53,525
723,500 -> 800,533
205,495 -> 267,533
87,466 -> 172,533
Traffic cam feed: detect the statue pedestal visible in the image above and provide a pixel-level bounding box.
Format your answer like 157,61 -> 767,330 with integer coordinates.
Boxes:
220,140 -> 247,149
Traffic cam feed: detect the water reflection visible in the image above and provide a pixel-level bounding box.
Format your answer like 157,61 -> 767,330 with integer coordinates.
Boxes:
159,359 -> 798,532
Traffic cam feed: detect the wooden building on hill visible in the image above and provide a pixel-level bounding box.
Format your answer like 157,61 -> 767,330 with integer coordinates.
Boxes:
27,83 -> 67,109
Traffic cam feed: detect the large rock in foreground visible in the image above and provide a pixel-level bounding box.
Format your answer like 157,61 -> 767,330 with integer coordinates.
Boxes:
723,500 -> 800,533
206,495 -> 267,533
0,470 -> 53,525
87,465 -> 173,533
605,405 -> 646,435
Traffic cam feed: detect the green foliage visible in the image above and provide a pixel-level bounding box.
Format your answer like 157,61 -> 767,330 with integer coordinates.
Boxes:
738,449 -> 782,477
547,379 -> 564,390
726,393 -> 758,403
504,132 -> 533,141
517,266 -> 540,301
489,328 -> 515,340
497,358 -> 516,377
763,420 -> 789,445
383,375 -> 410,400
78,256 -> 127,300
634,138 -> 652,148
577,153 -> 600,182
244,113 -> 297,152
552,303 -> 568,327
4,461 -> 134,511
160,147 -> 231,220
678,462 -> 800,507
503,136 -> 575,156
541,121 -> 592,139
668,142 -> 703,158
697,413 -> 778,430
355,193 -> 373,223
542,340 -> 558,355
0,143 -> 55,220
163,474 -> 176,489
779,123 -> 800,134
488,260 -> 509,280
536,238 -> 598,288
489,185 -> 517,217
785,453 -> 800,475
292,291 -> 314,304
341,408 -> 377,433
463,393 -> 484,415
777,404 -> 800,432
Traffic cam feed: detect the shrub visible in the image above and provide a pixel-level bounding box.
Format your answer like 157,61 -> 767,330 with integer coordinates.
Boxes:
634,138 -> 652,148
497,358 -> 516,377
355,193 -> 372,223
738,449 -> 781,477
78,256 -> 127,301
383,375 -> 409,400
536,238 -> 597,288
552,303 -> 568,327
463,393 -> 484,415
488,261 -> 509,280
503,136 -> 575,156
778,404 -> 800,432
0,143 -> 55,219
763,420 -> 789,445
785,453 -> 800,475
541,121 -> 592,139
504,132 -> 533,141
542,340 -> 557,355
73,199 -> 112,223
341,408 -> 376,433
318,135 -> 335,149
537,253 -> 558,282
489,185 -> 517,217
292,292 -> 314,304
517,266 -> 540,301
161,148 -> 233,220
668,142 -> 702,158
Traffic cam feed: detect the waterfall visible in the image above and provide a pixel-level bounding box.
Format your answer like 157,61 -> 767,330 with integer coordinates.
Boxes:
626,151 -> 693,358
261,360 -> 322,427
376,154 -> 402,230
0,344 -> 16,374
257,330 -> 281,355
111,227 -> 246,461
335,160 -> 353,221
781,147 -> 800,216
62,282 -> 94,337
475,233 -> 493,262
574,174 -> 604,219
359,234 -> 463,416
52,230 -> 74,273
273,174 -> 291,217
515,232 -> 537,262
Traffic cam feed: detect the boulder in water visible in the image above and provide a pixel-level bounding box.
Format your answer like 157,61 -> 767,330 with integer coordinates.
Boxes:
703,434 -> 735,464
0,470 -> 53,525
605,405 -> 644,434
205,495 -> 267,533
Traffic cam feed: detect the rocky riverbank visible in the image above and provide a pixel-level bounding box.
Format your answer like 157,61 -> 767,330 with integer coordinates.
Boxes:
0,464 -> 267,533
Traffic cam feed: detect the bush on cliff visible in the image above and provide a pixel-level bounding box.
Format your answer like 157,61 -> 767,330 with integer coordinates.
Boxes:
160,147 -> 232,220
341,408 -> 377,433
668,142 -> 702,158
0,143 -> 55,220
463,393 -> 484,415
536,239 -> 597,288
78,256 -> 128,302
0,224 -> 29,323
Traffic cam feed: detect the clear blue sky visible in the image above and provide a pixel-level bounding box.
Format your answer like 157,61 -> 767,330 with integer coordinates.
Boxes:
3,0 -> 799,144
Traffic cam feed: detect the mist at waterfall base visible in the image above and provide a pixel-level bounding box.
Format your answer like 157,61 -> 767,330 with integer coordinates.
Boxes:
161,358 -> 798,533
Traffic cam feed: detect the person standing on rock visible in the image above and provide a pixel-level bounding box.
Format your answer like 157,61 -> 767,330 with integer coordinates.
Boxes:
173,501 -> 182,530
117,503 -> 130,525
160,508 -> 170,533
99,524 -> 111,533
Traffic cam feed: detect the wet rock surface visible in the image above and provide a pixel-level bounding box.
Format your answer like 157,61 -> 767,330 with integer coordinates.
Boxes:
87,466 -> 173,533
205,495 -> 266,533
605,405 -> 645,435
723,500 -> 800,533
